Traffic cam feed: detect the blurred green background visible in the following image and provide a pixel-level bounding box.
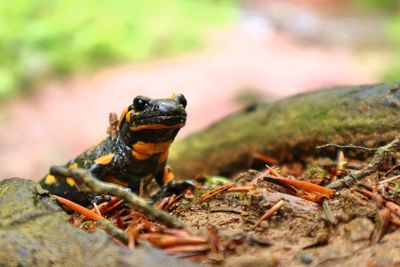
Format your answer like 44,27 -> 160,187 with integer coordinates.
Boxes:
353,0 -> 400,81
1,0 -> 400,101
1,0 -> 400,180
0,0 -> 236,100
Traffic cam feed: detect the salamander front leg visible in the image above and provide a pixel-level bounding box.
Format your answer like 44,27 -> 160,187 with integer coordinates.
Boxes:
153,166 -> 196,200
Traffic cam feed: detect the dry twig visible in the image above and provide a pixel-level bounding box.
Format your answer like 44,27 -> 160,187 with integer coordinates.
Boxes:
52,166 -> 184,228
327,136 -> 400,190
254,200 -> 285,228
322,200 -> 337,225
317,143 -> 377,152
198,183 -> 235,203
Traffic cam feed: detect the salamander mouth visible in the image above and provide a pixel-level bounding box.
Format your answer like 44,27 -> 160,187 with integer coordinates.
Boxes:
130,115 -> 186,132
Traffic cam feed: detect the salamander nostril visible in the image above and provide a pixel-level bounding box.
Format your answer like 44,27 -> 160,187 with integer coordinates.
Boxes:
175,94 -> 187,108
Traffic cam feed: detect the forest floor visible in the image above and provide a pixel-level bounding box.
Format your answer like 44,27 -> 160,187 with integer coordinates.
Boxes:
68,149 -> 400,266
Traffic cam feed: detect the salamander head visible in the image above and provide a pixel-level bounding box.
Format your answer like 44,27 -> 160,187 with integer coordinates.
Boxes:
118,94 -> 187,142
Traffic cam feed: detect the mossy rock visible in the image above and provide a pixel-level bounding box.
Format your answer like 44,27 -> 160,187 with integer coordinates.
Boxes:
0,178 -> 196,267
170,82 -> 400,177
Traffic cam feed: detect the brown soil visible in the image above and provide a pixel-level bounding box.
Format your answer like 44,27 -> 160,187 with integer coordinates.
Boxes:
68,151 -> 400,266
169,163 -> 400,266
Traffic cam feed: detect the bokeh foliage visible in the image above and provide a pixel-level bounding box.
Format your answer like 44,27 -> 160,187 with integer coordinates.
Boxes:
352,0 -> 400,82
0,0 -> 236,99
352,0 -> 399,11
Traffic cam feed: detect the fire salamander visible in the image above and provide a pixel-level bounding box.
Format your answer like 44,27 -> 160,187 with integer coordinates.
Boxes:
40,94 -> 187,204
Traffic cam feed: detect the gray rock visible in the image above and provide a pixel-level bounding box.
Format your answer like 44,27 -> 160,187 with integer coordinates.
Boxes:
0,178 -> 197,267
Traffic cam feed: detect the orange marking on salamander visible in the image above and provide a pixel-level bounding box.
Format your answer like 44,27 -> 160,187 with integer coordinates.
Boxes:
167,93 -> 178,99
94,153 -> 114,165
131,150 -> 151,160
163,166 -> 175,185
129,123 -> 185,132
66,177 -> 76,186
118,107 -> 129,129
125,110 -> 132,123
133,141 -> 172,154
131,141 -> 172,161
44,174 -> 56,185
68,163 -> 78,169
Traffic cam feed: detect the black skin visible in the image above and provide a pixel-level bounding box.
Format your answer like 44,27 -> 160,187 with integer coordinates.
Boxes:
40,94 -> 190,205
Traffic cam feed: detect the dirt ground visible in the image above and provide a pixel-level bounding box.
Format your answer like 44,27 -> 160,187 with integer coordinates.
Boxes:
173,170 -> 400,266
68,153 -> 400,267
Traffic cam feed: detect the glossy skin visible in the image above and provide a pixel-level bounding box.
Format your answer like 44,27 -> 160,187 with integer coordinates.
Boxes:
40,94 -> 187,204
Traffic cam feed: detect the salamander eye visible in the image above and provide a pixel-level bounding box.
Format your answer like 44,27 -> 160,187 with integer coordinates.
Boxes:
133,96 -> 150,112
175,94 -> 187,108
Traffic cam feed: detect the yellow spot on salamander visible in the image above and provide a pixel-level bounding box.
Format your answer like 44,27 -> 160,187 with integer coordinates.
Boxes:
68,163 -> 78,169
125,110 -> 132,123
118,107 -> 129,129
94,153 -> 114,165
163,166 -> 175,185
66,177 -> 76,186
44,174 -> 56,185
131,141 -> 172,161
132,150 -> 151,160
167,93 -> 178,99
133,141 -> 172,154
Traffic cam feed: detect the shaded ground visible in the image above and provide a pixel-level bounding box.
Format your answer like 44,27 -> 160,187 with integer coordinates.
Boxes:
57,152 -> 400,266
169,166 -> 400,266
0,20 -> 379,180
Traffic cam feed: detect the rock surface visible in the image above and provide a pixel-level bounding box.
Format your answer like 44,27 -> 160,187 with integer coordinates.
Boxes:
0,178 -> 196,267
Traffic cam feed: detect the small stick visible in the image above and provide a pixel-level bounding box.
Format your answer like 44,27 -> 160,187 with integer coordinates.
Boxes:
164,194 -> 183,211
317,143 -> 377,152
386,201 -> 400,217
337,150 -> 346,171
384,165 -> 400,176
354,188 -> 385,207
207,226 -> 223,261
327,136 -> 400,190
391,218 -> 400,226
52,195 -> 103,221
101,199 -> 124,214
139,233 -> 207,248
266,165 -> 284,178
322,199 -> 337,225
198,183 -> 235,203
157,197 -> 170,210
264,176 -> 335,198
162,244 -> 210,255
54,167 -> 185,229
253,153 -> 278,165
378,174 -> 400,185
226,186 -> 251,193
373,208 -> 392,243
253,200 -> 285,228
93,202 -> 101,216
209,208 -> 242,214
